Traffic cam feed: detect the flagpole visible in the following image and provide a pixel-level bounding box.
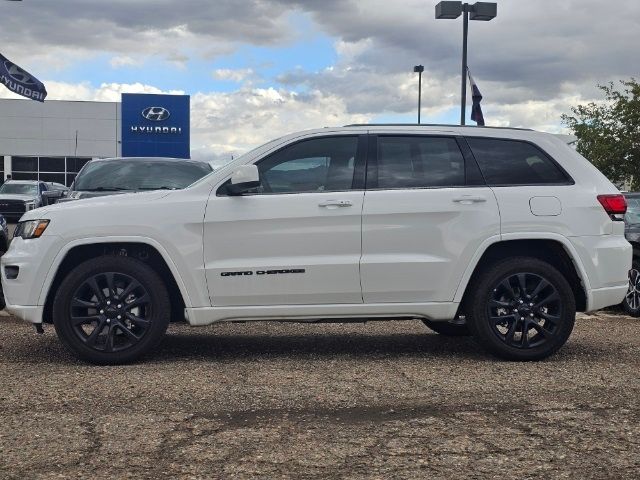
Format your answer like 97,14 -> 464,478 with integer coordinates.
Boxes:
460,3 -> 469,126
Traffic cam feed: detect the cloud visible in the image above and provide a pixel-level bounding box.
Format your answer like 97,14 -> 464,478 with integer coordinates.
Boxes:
212,68 -> 256,83
109,56 -> 143,69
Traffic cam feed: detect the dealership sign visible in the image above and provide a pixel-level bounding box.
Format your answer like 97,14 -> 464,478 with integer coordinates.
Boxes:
0,52 -> 47,102
121,93 -> 190,158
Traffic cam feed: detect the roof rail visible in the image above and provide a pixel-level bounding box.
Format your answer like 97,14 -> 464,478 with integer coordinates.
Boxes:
342,123 -> 533,131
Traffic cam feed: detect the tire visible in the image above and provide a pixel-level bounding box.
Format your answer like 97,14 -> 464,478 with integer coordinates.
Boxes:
622,258 -> 640,317
466,257 -> 576,361
422,317 -> 470,336
53,255 -> 171,365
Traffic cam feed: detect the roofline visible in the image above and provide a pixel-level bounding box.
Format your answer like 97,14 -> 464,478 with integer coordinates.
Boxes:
342,123 -> 534,132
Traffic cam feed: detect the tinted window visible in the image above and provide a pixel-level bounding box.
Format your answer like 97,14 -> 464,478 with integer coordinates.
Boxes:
73,160 -> 212,191
467,138 -> 568,185
257,136 -> 358,194
39,157 -> 65,173
376,136 -> 465,189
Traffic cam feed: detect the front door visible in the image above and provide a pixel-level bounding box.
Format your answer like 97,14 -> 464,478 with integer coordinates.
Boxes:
204,134 -> 366,306
360,134 -> 501,303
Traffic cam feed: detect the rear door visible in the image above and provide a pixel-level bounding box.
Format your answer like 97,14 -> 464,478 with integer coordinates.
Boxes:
360,134 -> 501,303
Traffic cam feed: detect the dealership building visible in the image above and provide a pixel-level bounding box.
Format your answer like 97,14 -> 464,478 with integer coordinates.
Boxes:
0,93 -> 190,186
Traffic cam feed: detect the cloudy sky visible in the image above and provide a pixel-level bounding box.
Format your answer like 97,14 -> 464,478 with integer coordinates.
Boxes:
1,0 -> 638,163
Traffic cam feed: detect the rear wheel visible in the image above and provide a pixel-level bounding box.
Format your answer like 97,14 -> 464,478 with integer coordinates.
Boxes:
622,259 -> 640,317
53,256 -> 170,365
422,317 -> 470,336
467,257 -> 576,361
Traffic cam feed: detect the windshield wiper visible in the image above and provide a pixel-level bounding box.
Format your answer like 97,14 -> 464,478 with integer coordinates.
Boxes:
89,187 -> 130,192
137,186 -> 179,190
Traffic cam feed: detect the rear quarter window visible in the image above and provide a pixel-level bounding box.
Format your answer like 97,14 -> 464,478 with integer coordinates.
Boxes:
466,137 -> 570,186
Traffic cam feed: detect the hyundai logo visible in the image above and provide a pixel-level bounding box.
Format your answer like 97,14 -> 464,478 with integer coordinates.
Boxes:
4,61 -> 36,86
141,107 -> 171,122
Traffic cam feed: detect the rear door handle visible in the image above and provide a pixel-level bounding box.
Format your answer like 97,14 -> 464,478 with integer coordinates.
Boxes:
452,196 -> 487,205
319,200 -> 353,208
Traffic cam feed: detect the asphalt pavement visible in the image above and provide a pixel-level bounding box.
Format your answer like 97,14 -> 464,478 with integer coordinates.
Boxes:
1,312 -> 639,479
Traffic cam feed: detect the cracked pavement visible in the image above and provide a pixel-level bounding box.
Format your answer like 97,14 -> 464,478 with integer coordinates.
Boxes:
1,312 -> 639,479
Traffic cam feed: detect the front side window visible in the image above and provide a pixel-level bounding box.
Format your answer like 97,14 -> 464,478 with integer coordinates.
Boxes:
375,136 -> 465,189
256,136 -> 358,194
625,197 -> 640,226
466,138 -> 570,186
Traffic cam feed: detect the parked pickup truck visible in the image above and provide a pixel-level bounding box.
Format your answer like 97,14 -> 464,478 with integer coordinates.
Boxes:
1,125 -> 632,364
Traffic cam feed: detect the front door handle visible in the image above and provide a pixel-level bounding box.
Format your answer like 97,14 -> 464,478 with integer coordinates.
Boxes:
452,196 -> 487,205
319,200 -> 353,208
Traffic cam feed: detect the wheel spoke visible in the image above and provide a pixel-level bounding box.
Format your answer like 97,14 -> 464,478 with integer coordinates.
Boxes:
85,320 -> 106,346
70,315 -> 101,326
534,291 -> 559,309
86,277 -> 106,303
125,294 -> 150,311
505,319 -> 517,344
126,312 -> 151,327
119,279 -> 141,300
116,322 -> 141,342
516,274 -> 528,296
105,273 -> 116,298
538,310 -> 560,325
530,321 -> 549,338
499,279 -> 517,300
489,299 -> 511,309
104,324 -> 116,352
530,278 -> 549,299
72,298 -> 98,309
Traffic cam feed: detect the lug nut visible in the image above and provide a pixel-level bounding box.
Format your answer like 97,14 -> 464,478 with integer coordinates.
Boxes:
117,315 -> 122,320
99,310 -> 104,314
106,319 -> 111,324
117,304 -> 122,309
529,313 -> 534,317
106,301 -> 111,306
529,303 -> 534,307
519,300 -> 524,304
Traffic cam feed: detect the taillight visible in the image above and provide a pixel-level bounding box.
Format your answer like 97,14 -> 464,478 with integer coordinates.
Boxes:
597,194 -> 627,216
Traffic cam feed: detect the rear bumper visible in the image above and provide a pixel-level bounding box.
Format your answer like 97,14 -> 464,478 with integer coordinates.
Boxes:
587,285 -> 628,313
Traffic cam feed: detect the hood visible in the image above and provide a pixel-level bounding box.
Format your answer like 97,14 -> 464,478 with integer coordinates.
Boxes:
21,190 -> 171,221
63,190 -> 133,202
0,194 -> 36,202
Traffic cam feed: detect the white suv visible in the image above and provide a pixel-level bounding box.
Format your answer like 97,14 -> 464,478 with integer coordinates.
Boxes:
1,125 -> 631,364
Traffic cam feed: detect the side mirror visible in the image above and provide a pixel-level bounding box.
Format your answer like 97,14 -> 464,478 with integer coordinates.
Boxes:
42,190 -> 63,206
227,164 -> 260,196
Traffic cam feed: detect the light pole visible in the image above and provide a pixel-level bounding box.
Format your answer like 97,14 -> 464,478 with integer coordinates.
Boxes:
413,65 -> 424,124
435,1 -> 496,125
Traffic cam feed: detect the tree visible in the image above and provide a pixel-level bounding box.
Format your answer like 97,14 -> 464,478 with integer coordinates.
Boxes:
562,79 -> 640,189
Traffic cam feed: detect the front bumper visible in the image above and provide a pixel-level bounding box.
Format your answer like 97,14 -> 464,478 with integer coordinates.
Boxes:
1,235 -> 61,324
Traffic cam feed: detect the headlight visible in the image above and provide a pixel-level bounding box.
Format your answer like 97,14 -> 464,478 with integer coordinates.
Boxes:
14,220 -> 50,239
24,201 -> 36,211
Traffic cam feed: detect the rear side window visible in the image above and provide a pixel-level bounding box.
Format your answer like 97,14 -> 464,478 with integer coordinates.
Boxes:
466,138 -> 569,186
376,136 -> 465,189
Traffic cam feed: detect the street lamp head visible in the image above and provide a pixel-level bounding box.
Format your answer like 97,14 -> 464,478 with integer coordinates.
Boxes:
413,65 -> 424,73
470,2 -> 497,21
435,1 -> 462,19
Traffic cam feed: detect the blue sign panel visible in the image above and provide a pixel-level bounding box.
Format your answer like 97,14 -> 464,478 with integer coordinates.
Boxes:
121,93 -> 190,158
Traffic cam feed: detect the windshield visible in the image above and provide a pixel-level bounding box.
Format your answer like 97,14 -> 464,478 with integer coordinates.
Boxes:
0,183 -> 37,196
74,160 -> 212,191
625,196 -> 640,226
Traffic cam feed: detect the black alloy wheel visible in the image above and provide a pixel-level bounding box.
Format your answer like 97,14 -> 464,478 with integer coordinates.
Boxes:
487,273 -> 561,349
622,260 -> 640,317
53,256 -> 170,364
467,257 -> 576,361
69,272 -> 152,353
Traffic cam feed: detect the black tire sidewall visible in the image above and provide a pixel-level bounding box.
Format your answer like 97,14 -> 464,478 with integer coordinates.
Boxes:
468,257 -> 576,361
53,256 -> 171,365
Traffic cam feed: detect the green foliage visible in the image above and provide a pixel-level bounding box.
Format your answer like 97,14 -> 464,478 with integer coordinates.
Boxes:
562,79 -> 640,189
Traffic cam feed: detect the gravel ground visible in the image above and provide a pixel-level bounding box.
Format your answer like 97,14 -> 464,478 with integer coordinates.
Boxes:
1,312 -> 639,479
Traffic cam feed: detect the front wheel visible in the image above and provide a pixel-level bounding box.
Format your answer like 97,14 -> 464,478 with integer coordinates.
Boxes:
467,257 -> 576,361
53,256 -> 171,365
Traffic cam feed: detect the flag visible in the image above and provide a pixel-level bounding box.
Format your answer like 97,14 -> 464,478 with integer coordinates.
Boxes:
0,52 -> 47,102
467,68 -> 484,126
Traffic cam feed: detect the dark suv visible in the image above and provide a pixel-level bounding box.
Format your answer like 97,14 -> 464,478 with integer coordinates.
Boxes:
0,180 -> 68,220
623,193 -> 640,316
59,157 -> 213,202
